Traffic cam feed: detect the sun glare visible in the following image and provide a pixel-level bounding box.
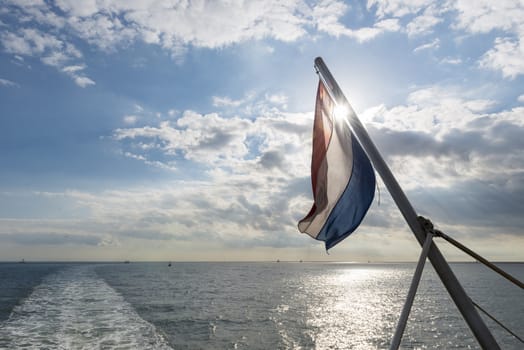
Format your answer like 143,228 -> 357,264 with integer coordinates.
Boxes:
333,104 -> 349,122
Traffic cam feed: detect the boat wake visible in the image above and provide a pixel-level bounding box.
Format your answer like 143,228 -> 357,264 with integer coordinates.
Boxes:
0,265 -> 173,349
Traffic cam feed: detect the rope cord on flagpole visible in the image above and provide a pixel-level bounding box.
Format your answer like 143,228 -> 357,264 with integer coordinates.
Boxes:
417,217 -> 524,290
470,298 -> 524,343
418,216 -> 524,344
376,180 -> 381,206
389,229 -> 434,350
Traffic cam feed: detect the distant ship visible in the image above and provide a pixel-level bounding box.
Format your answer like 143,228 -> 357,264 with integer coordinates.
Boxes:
124,260 -> 130,264
168,262 -> 172,267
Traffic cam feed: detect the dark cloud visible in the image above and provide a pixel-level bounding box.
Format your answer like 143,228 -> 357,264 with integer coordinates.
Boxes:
410,177 -> 524,235
269,120 -> 311,136
120,230 -> 174,241
198,130 -> 235,149
258,150 -> 284,169
0,232 -> 103,246
369,126 -> 441,158
369,120 -> 524,162
220,230 -> 312,249
136,211 -> 174,226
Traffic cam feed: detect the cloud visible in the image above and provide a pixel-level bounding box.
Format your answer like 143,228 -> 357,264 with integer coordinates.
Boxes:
113,106 -> 311,174
0,232 -> 109,246
1,1 -> 523,259
362,86 -> 524,237
368,0 -> 435,19
3,0 -> 416,87
0,170 -> 308,249
452,0 -> 524,78
0,26 -> 94,87
123,115 -> 138,125
212,91 -> 289,116
3,0 -> 315,58
0,77 -> 19,87
2,0 -> 523,83
440,57 -> 462,65
62,65 -> 85,73
1,28 -> 62,56
479,37 -> 524,79
72,75 -> 95,88
312,0 -> 401,42
413,38 -> 440,52
452,0 -> 524,34
406,6 -> 443,37
61,64 -> 95,87
104,96 -> 317,248
1,83 -> 523,256
212,96 -> 246,108
2,0 -> 412,66
108,87 -> 524,252
364,1 -> 524,78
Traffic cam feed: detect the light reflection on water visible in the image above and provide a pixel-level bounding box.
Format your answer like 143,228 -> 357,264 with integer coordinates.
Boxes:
287,263 -> 523,350
299,266 -> 407,350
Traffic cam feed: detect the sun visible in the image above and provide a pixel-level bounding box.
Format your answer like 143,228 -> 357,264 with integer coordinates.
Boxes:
333,104 -> 350,122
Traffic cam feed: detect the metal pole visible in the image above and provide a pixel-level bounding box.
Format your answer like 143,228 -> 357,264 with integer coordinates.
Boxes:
390,232 -> 433,350
314,57 -> 500,349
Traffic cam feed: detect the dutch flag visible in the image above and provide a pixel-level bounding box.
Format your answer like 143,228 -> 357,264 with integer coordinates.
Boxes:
298,80 -> 376,250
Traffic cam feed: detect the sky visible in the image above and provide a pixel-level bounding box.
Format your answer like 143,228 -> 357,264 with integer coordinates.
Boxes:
0,0 -> 523,262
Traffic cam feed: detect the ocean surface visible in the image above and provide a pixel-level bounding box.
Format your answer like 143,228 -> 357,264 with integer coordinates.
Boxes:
0,262 -> 522,349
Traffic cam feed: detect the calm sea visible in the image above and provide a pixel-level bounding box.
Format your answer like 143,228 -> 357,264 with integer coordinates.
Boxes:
0,262 -> 522,349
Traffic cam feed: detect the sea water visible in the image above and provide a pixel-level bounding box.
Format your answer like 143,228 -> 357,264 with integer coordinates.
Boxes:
0,262 -> 522,349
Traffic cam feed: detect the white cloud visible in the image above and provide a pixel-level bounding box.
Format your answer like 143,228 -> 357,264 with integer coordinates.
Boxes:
312,0 -> 401,42
51,0 -> 315,54
113,94 -> 314,194
123,115 -> 138,125
479,37 -> 524,79
61,64 -> 95,87
0,26 -> 94,86
41,52 -> 69,67
364,87 -> 520,187
1,28 -> 59,56
441,57 -> 462,65
361,1 -> 524,79
518,94 -> 524,103
110,87 -> 524,249
62,64 -> 86,73
452,0 -> 524,78
0,77 -> 19,87
3,0 -> 410,65
453,0 -> 524,34
71,75 -> 94,87
368,0 -> 435,19
413,38 -> 440,52
265,93 -> 288,107
55,0 -> 99,17
2,83 -> 523,257
66,13 -> 137,52
212,96 -> 245,108
350,19 -> 401,42
406,9 -> 443,37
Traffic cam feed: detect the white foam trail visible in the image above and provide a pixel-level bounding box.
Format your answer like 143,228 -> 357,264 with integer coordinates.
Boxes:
0,266 -> 173,350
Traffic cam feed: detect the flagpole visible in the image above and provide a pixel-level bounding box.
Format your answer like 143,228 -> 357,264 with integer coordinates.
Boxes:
313,57 -> 500,350
390,231 -> 433,350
